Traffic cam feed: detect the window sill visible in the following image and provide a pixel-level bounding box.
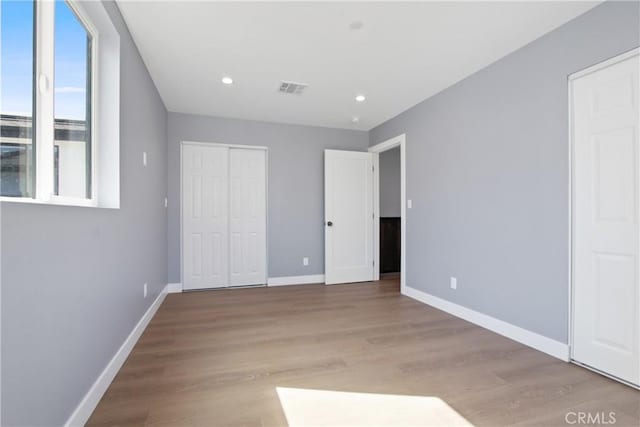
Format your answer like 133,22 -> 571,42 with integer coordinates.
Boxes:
0,195 -> 117,209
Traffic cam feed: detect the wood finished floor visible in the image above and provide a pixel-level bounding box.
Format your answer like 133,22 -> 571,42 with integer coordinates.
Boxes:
88,279 -> 639,427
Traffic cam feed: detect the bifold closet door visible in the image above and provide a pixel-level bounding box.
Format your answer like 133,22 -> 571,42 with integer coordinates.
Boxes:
572,51 -> 639,386
182,144 -> 229,290
229,148 -> 267,286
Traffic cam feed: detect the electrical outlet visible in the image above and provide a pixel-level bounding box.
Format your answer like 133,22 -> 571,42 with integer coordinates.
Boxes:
450,277 -> 457,290
303,257 -> 309,266
143,283 -> 148,298
143,151 -> 147,166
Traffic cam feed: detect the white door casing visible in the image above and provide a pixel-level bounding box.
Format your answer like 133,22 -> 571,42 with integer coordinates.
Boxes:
229,148 -> 267,286
182,144 -> 229,290
571,50 -> 640,386
324,150 -> 374,285
369,134 -> 407,293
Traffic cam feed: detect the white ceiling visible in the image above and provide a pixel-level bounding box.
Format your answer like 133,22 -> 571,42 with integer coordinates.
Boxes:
117,1 -> 600,131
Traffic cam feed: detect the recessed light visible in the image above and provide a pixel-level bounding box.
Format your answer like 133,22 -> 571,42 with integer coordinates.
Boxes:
355,94 -> 366,102
352,117 -> 360,124
221,76 -> 233,85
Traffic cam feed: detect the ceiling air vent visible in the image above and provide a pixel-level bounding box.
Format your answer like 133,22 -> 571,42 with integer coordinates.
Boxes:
278,81 -> 308,95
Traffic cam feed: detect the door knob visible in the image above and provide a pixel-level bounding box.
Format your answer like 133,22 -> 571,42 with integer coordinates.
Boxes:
327,221 -> 333,226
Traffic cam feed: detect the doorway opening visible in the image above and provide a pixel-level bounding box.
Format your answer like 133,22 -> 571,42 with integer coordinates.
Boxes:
370,134 -> 406,292
378,146 -> 401,279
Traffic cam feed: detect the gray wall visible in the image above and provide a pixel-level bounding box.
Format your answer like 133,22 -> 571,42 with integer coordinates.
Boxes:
379,147 -> 401,218
167,113 -> 368,282
1,2 -> 637,425
370,0 -> 640,344
1,2 -> 168,425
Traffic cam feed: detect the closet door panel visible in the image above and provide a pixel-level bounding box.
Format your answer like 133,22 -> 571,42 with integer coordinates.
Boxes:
182,144 -> 229,290
229,148 -> 267,286
572,52 -> 639,386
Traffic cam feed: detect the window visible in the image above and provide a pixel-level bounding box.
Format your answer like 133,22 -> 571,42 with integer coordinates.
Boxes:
0,1 -> 35,198
54,0 -> 92,199
0,0 -> 120,208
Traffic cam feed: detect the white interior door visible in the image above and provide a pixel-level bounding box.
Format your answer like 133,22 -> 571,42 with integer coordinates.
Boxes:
325,150 -> 374,285
182,144 -> 229,290
572,51 -> 640,386
229,148 -> 267,286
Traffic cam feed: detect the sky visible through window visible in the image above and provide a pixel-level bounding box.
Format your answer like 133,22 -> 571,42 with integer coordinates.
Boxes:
1,1 -> 33,117
1,0 -> 89,120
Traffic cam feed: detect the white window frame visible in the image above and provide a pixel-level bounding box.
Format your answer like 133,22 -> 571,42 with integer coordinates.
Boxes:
1,0 -> 120,209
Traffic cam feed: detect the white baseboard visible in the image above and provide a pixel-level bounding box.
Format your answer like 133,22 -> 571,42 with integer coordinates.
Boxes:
167,283 -> 182,293
403,285 -> 570,361
65,284 -> 169,427
267,274 -> 325,286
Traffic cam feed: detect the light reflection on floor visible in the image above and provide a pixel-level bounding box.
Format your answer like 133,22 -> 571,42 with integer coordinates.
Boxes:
276,387 -> 474,426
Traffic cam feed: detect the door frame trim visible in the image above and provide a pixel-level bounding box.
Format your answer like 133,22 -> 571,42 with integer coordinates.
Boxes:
568,47 -> 640,366
369,134 -> 406,293
180,141 -> 269,291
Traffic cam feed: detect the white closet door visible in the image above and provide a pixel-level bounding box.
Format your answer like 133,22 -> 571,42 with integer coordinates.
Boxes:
182,144 -> 229,290
324,150 -> 374,285
572,51 -> 639,386
229,148 -> 267,286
